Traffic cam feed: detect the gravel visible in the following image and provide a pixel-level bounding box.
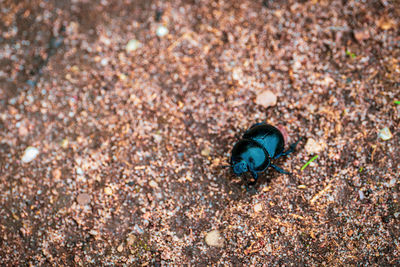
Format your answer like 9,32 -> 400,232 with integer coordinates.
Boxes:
0,0 -> 399,265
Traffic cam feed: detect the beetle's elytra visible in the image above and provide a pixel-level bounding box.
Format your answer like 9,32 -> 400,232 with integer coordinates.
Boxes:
230,122 -> 299,185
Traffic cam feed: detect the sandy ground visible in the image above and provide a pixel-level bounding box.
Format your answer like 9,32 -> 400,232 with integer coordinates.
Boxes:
1,0 -> 399,265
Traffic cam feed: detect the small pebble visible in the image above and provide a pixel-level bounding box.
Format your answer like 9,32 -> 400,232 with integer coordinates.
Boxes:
126,39 -> 141,52
358,190 -> 365,200
354,28 -> 370,42
77,193 -> 91,205
76,167 -> 84,175
18,124 -> 28,136
100,58 -> 108,66
205,230 -> 224,248
127,234 -> 135,246
255,90 -> 277,108
117,243 -> 124,252
378,127 -> 392,140
231,68 -> 242,81
149,180 -> 158,188
89,230 -> 98,236
201,147 -> 211,157
61,139 -> 69,148
394,212 -> 400,218
397,105 -> 400,118
104,187 -> 113,195
21,147 -> 39,163
304,138 -> 324,154
347,229 -> 353,236
52,169 -> 62,180
156,25 -> 169,37
153,134 -> 162,143
254,203 -> 263,213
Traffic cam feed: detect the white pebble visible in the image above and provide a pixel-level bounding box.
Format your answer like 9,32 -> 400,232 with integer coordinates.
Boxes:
76,167 -> 84,175
378,127 -> 392,141
104,187 -> 113,195
254,203 -> 263,213
126,39 -> 141,52
100,58 -> 108,66
255,90 -> 277,108
156,25 -> 169,37
149,180 -> 158,188
205,230 -> 224,248
304,138 -> 324,154
153,134 -> 162,143
358,190 -> 365,200
21,147 -> 39,163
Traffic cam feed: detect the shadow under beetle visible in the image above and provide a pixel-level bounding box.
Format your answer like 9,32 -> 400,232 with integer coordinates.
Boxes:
230,122 -> 300,186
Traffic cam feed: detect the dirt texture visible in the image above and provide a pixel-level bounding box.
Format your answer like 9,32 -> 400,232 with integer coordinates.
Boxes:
1,0 -> 399,265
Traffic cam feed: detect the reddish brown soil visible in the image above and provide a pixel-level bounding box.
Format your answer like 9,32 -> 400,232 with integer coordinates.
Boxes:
1,0 -> 399,265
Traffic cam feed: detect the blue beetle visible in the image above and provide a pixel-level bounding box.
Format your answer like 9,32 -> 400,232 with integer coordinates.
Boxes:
230,122 -> 299,185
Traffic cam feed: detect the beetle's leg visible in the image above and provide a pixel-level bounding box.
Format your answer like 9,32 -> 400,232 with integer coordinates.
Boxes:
275,138 -> 302,158
250,170 -> 258,180
242,172 -> 257,192
271,164 -> 290,174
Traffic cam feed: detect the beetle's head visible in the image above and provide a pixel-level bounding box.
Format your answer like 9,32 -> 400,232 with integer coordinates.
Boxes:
232,160 -> 248,175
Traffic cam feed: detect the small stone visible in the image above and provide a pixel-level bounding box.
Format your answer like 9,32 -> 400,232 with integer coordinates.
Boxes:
254,203 -> 263,213
347,229 -> 353,236
126,39 -> 141,52
378,127 -> 392,140
377,17 -> 395,30
397,105 -> 400,118
100,36 -> 111,46
153,134 -> 162,143
205,230 -> 224,248
60,139 -> 69,148
201,147 -> 211,157
21,146 -> 39,163
149,180 -> 158,188
127,234 -> 135,246
76,167 -> 84,175
304,138 -> 324,154
358,190 -> 365,200
117,243 -> 124,252
18,124 -> 28,136
231,68 -> 242,81
104,187 -> 113,195
77,193 -> 91,205
52,169 -> 62,180
89,230 -> 98,236
100,58 -> 108,66
255,90 -> 277,108
394,212 -> 400,218
156,25 -> 169,37
354,29 -> 370,42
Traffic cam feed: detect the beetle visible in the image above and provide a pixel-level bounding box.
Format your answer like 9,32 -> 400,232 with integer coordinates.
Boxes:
230,122 -> 300,185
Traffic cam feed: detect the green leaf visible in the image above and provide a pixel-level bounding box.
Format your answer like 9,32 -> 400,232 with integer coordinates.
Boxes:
301,155 -> 319,171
